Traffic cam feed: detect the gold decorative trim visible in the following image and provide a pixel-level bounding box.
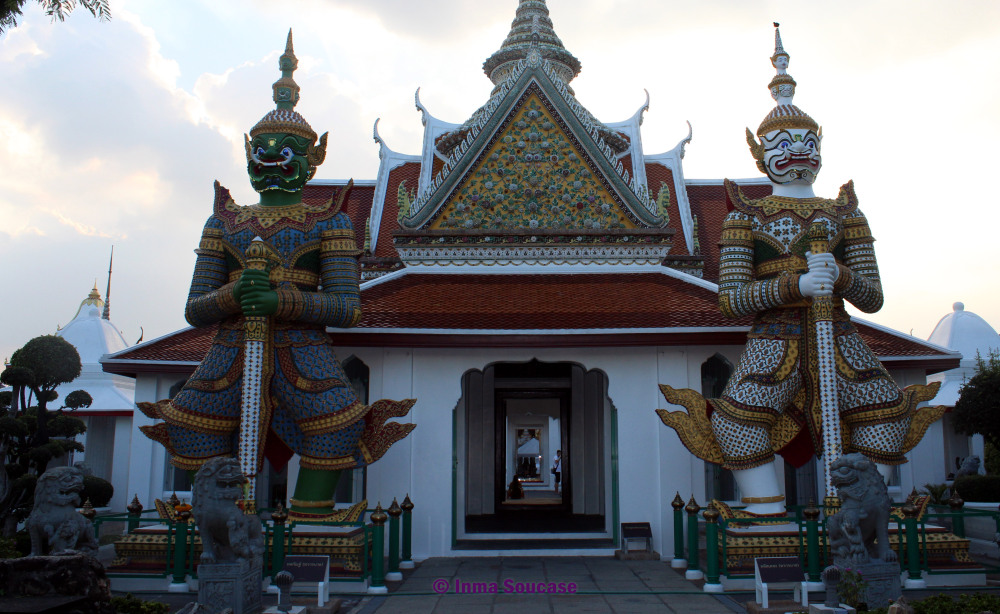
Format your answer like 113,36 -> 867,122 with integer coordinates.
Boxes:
741,494 -> 785,504
297,399 -> 367,435
655,385 -> 724,465
289,498 -> 336,508
755,255 -> 806,278
902,405 -> 947,454
288,499 -> 367,523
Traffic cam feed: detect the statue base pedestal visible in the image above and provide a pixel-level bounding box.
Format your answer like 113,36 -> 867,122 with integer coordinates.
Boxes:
747,600 -> 821,614
856,561 -> 902,610
198,559 -> 262,614
808,605 -> 856,614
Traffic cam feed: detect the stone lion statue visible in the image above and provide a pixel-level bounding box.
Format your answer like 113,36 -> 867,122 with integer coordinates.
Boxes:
827,453 -> 896,565
955,455 -> 981,478
26,466 -> 99,557
191,457 -> 264,564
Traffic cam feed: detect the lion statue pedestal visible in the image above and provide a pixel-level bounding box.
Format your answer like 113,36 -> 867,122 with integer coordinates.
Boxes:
191,457 -> 264,614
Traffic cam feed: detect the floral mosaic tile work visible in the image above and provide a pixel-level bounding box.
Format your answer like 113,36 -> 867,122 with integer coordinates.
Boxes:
429,93 -> 637,232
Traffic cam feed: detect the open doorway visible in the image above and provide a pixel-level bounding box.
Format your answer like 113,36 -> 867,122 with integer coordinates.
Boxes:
462,360 -> 607,536
496,393 -> 568,516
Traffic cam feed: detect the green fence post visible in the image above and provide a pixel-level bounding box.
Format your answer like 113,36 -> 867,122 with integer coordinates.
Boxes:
948,493 -> 965,538
386,499 -> 402,582
400,495 -> 414,569
703,503 -> 722,592
804,499 -> 823,588
902,500 -> 926,589
685,495 -> 702,580
169,506 -> 192,592
127,494 -> 144,534
270,503 -> 289,576
671,492 -> 686,570
368,504 -> 388,594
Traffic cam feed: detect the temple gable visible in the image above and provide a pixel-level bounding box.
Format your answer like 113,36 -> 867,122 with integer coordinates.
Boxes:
427,89 -> 639,233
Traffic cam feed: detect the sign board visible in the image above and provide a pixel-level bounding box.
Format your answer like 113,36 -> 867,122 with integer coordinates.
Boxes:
754,557 -> 807,608
755,557 -> 803,583
621,523 -> 653,540
282,555 -> 329,583
620,522 -> 653,553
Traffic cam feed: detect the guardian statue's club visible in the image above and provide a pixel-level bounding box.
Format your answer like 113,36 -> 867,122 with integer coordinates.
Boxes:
657,24 -> 944,514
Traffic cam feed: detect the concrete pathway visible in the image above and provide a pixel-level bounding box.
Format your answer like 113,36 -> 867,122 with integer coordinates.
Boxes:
350,557 -> 747,614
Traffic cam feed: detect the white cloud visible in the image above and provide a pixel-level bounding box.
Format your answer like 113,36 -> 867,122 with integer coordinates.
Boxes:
1,0 -> 999,361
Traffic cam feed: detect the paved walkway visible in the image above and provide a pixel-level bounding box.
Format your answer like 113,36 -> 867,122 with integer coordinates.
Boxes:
349,557 -> 748,614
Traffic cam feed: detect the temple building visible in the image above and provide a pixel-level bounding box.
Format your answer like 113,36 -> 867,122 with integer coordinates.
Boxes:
926,302 -> 1000,475
55,285 -> 136,512
103,0 -> 960,557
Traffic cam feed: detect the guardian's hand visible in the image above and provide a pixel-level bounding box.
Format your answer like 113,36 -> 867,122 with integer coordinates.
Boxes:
798,251 -> 837,297
236,269 -> 277,316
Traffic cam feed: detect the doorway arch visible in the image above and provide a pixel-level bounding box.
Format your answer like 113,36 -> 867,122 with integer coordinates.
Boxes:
461,359 -> 610,536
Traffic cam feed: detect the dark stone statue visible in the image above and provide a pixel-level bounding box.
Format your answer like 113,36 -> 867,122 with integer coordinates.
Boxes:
191,456 -> 265,564
26,466 -> 98,557
827,453 -> 902,609
828,453 -> 895,566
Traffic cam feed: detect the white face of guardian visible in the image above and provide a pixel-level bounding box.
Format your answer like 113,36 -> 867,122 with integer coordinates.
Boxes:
761,128 -> 822,186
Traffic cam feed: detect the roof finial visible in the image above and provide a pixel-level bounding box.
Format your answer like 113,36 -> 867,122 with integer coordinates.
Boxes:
768,23 -> 794,103
483,0 -> 581,85
247,30 -> 322,151
272,28 -> 300,111
103,245 -> 113,320
754,24 -> 816,137
772,22 -> 786,71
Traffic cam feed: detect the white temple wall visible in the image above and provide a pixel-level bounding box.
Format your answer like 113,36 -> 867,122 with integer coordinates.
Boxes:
335,343 -> 723,559
118,347 -> 953,557
127,373 -> 189,508
111,415 -> 133,511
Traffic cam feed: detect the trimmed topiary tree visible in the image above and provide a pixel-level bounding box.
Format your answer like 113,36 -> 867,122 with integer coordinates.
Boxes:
953,350 -> 1000,460
0,335 -> 92,536
81,475 -> 114,507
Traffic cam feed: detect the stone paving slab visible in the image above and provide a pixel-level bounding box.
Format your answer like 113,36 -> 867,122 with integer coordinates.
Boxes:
355,556 -> 746,613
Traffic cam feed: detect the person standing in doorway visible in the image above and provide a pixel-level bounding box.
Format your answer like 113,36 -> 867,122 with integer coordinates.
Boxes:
552,450 -> 562,494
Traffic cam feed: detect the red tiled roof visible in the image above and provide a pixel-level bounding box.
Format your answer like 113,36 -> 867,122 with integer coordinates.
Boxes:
358,273 -> 746,330
686,181 -> 771,282
99,277 -> 954,371
375,162 -> 420,259
106,323 -> 218,363
853,322 -> 952,358
301,183 -> 375,254
645,164 -> 687,255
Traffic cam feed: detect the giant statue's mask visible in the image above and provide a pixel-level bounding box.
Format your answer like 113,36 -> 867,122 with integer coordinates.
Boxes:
745,23 -> 822,187
243,31 -> 327,197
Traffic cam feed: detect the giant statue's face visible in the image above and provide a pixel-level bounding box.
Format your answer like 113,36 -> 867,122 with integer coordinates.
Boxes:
761,128 -> 821,185
247,132 -> 312,194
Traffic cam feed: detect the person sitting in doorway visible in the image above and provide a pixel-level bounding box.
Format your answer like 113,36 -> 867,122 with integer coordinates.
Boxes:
552,450 -> 562,494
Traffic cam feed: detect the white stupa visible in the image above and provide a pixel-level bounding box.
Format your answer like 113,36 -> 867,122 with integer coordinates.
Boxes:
53,284 -> 135,510
927,302 -> 1000,406
55,284 -> 133,409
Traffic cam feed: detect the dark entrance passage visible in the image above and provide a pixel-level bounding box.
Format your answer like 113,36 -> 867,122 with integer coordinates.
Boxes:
462,360 -> 607,537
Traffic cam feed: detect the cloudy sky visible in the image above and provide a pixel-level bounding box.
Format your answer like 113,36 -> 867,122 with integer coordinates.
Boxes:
2,0 -> 998,364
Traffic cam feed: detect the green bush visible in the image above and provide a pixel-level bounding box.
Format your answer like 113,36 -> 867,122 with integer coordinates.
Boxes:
0,538 -> 20,559
953,474 -> 1000,502
81,475 -> 114,507
110,593 -> 170,614
920,483 -> 951,505
986,440 -> 999,475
